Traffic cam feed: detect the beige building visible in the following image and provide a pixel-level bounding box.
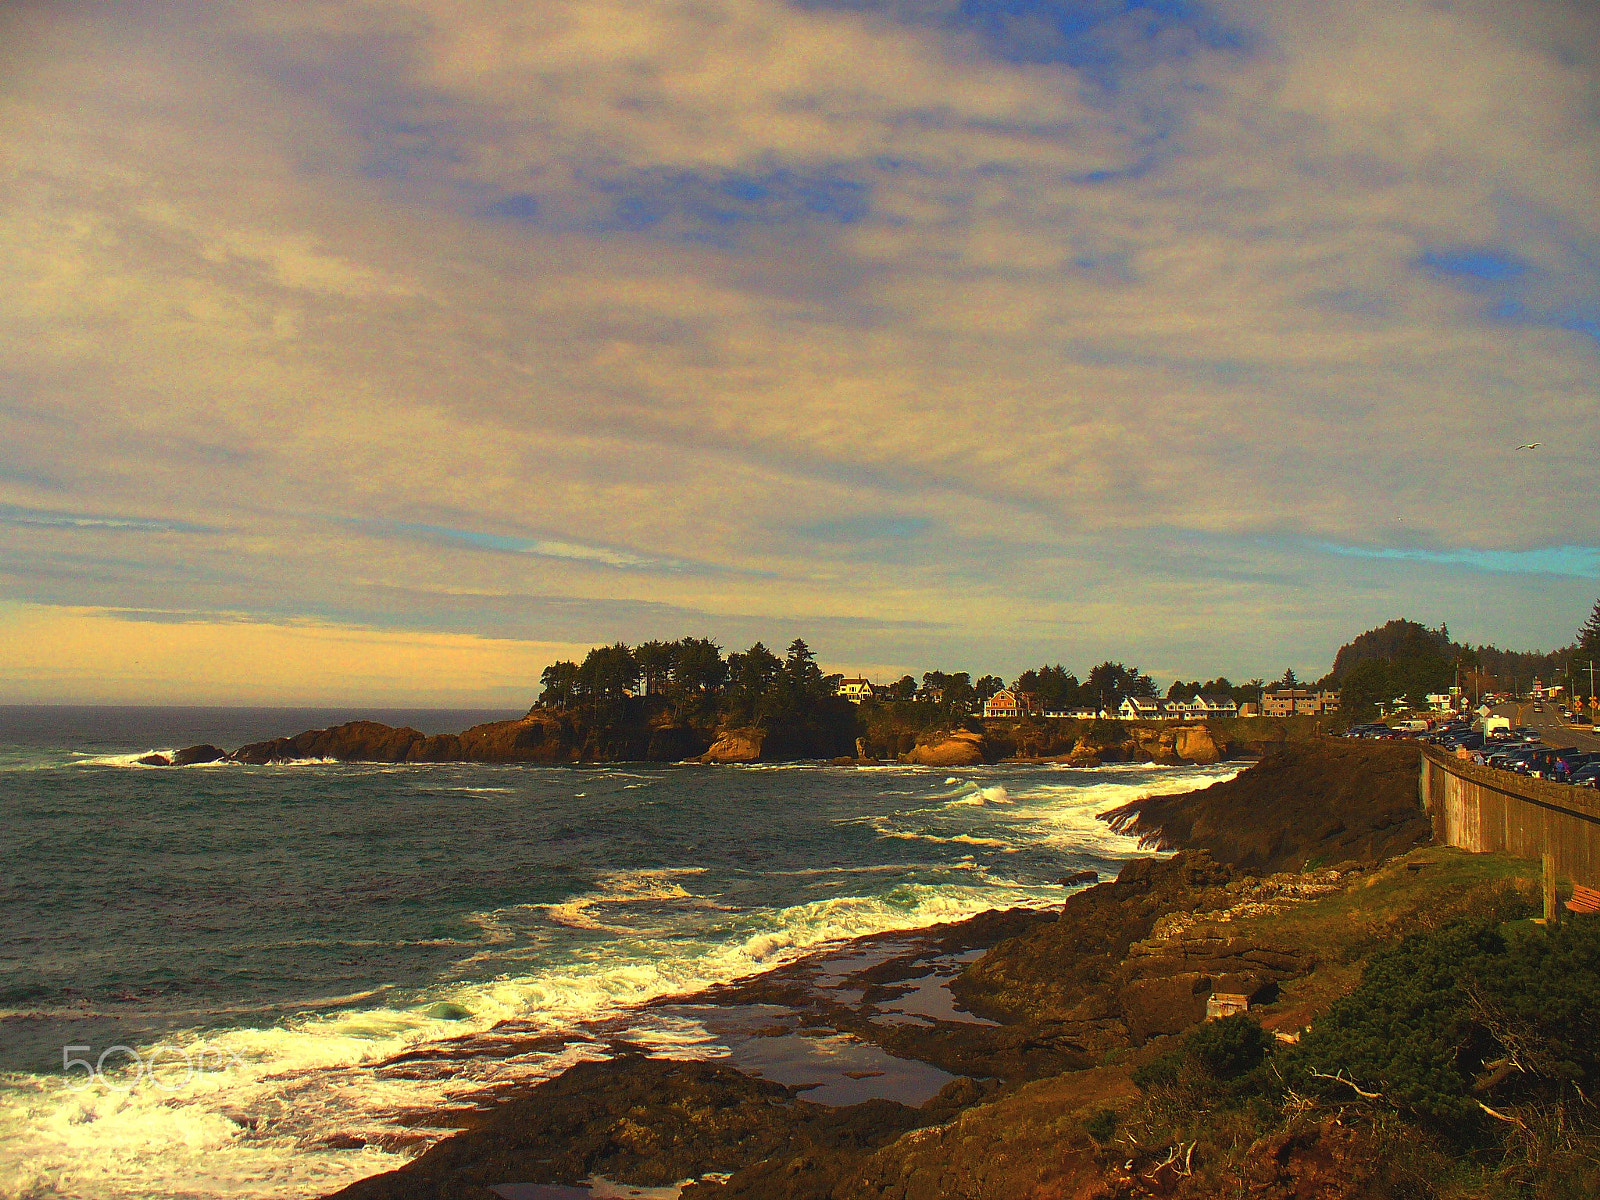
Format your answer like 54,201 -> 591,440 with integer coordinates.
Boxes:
1261,688 -> 1339,717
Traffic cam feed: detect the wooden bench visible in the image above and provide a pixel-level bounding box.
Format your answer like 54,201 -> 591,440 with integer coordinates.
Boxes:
1566,884 -> 1600,915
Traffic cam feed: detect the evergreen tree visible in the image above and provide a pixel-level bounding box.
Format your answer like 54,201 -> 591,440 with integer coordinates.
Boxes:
974,674 -> 1005,701
671,637 -> 726,700
1086,662 -> 1155,708
634,641 -> 675,697
539,660 -> 580,708
1580,597 -> 1600,657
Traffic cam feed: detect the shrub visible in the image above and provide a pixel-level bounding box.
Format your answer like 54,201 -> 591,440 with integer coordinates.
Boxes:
1291,915 -> 1600,1141
1132,1015 -> 1273,1096
1083,1107 -> 1119,1144
1185,1014 -> 1273,1081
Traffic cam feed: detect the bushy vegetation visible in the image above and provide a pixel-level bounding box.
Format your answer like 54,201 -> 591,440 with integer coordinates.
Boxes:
1132,1014 -> 1274,1097
1290,911 -> 1600,1142
1118,895 -> 1600,1199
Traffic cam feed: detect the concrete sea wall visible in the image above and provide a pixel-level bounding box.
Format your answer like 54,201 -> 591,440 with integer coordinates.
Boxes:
1421,748 -> 1600,887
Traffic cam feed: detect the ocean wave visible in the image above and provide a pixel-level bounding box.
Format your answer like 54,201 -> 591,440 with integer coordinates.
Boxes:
0,760 -> 1235,1199
0,876 -> 1056,1200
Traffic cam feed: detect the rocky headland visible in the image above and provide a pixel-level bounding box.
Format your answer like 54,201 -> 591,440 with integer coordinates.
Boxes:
310,739 -> 1580,1200
145,712 -> 1331,769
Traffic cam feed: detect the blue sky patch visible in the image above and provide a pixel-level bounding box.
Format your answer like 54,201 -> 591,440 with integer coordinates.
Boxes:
0,504 -> 212,534
485,193 -> 540,221
480,167 -> 874,242
1419,247 -> 1529,283
792,0 -> 1252,75
590,167 -> 871,237
799,515 -> 933,541
1418,238 -> 1600,350
1319,541 -> 1600,580
380,520 -> 719,574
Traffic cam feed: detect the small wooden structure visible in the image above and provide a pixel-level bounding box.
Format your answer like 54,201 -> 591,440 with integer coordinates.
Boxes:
1205,975 -> 1271,1020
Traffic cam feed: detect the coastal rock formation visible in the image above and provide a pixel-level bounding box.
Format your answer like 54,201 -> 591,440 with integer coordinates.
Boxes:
901,729 -> 991,767
950,850 -> 1238,1030
832,1066 -> 1138,1200
1173,723 -> 1223,764
698,727 -> 765,763
646,725 -> 709,762
325,1054 -> 938,1200
172,743 -> 226,766
1102,740 -> 1429,872
233,715 -> 577,765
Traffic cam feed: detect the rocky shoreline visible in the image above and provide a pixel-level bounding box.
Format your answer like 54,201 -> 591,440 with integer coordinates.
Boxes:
133,710 -> 1295,769
312,741 -> 1455,1200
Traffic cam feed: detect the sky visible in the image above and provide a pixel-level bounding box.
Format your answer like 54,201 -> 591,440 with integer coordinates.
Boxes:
1,0 -> 1598,705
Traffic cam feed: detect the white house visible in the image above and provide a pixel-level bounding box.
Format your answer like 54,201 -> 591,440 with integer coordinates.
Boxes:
836,677 -> 875,704
1118,696 -> 1165,721
1187,694 -> 1239,718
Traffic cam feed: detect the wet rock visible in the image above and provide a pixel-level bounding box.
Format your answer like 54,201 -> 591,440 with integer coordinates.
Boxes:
1060,870 -> 1099,887
951,852 -> 1236,1026
136,753 -> 171,766
1102,741 -> 1431,873
645,725 -> 707,762
1174,723 -> 1224,764
322,1054 -> 935,1200
901,730 -> 991,767
322,1133 -> 368,1150
233,715 -> 580,766
1117,972 -> 1211,1041
172,744 -> 225,766
700,727 -> 765,763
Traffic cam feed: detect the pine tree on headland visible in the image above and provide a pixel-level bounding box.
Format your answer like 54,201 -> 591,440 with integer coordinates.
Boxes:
1581,597 -> 1600,657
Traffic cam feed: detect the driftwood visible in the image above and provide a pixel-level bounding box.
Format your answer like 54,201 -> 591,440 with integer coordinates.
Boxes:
1310,1070 -> 1382,1100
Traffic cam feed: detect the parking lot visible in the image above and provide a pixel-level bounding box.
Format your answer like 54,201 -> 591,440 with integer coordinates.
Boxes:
1345,701 -> 1600,788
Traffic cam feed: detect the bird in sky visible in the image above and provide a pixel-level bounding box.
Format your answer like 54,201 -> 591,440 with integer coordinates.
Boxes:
1517,443 -> 1542,450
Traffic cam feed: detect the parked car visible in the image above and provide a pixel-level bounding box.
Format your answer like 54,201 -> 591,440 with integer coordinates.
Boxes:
1571,764 -> 1600,788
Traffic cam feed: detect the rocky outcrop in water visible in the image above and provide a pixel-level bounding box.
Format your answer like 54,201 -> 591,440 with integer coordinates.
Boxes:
232,715 -> 577,765
697,727 -> 766,763
900,728 -> 994,767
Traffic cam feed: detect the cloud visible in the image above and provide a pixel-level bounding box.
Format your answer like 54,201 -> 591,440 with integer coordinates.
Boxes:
0,0 -> 1596,698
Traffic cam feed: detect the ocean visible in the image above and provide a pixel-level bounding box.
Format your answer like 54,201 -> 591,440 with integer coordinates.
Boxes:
0,706 -> 1238,1199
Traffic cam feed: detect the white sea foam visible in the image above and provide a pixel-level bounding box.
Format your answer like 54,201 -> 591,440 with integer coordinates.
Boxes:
0,870 -> 1054,1200
0,764 -> 1233,1200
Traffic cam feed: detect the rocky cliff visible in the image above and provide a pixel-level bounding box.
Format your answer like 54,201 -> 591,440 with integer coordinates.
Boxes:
1101,739 -> 1429,872
232,714 -> 583,765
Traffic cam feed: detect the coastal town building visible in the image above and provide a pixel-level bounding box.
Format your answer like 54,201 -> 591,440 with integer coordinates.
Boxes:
1110,693 -> 1243,721
1118,696 -> 1166,721
1261,688 -> 1340,717
1178,694 -> 1240,718
836,677 -> 875,704
983,689 -> 1039,718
